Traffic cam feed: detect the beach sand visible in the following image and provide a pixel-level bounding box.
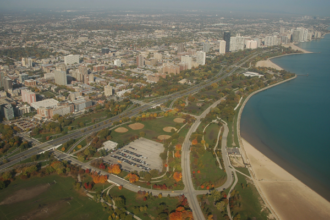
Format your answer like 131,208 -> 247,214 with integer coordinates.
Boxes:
282,43 -> 312,54
241,138 -> 330,220
256,59 -> 283,70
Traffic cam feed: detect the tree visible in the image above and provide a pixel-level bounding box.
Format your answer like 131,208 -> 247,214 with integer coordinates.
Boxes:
144,173 -> 151,182
158,193 -> 162,198
31,155 -> 37,161
0,181 -> 5,189
108,164 -> 121,174
216,201 -> 225,212
173,172 -> 182,182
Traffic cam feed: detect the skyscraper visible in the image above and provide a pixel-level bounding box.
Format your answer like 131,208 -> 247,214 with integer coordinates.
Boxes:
0,72 -> 4,88
181,55 -> 192,70
177,43 -> 185,53
136,54 -> 144,67
219,40 -> 226,55
203,42 -> 210,53
54,71 -> 67,86
230,34 -> 245,52
196,51 -> 206,65
224,31 -> 231,53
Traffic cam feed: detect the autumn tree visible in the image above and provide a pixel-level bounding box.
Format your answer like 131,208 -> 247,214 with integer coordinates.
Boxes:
173,172 -> 182,182
108,164 -> 121,174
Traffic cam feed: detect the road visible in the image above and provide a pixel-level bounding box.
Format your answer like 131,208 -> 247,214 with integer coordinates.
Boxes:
0,49 -> 273,218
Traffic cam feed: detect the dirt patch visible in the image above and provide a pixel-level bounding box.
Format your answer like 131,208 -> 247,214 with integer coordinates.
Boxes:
0,184 -> 50,205
158,135 -> 171,140
16,198 -> 71,220
230,156 -> 245,167
174,118 -> 185,123
163,127 -> 177,133
128,123 -> 145,130
114,127 -> 128,133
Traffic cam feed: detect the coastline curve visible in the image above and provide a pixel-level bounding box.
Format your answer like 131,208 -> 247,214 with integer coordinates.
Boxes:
236,74 -> 297,220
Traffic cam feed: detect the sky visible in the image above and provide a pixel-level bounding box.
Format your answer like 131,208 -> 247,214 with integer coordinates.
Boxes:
0,0 -> 329,16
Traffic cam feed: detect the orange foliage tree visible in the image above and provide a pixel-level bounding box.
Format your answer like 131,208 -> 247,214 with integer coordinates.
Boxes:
108,164 -> 122,174
173,172 -> 182,182
127,173 -> 139,183
175,144 -> 182,151
169,206 -> 193,220
191,139 -> 198,145
175,151 -> 181,158
92,172 -> 108,183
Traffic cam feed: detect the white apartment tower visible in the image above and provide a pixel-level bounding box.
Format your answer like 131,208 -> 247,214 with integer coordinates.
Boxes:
196,51 -> 206,65
181,55 -> 192,70
219,40 -> 226,54
54,70 -> 67,86
104,84 -> 113,96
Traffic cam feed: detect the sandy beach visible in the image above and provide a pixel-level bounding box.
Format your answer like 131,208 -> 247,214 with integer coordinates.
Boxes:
256,59 -> 283,70
237,76 -> 330,219
282,43 -> 313,54
241,139 -> 330,220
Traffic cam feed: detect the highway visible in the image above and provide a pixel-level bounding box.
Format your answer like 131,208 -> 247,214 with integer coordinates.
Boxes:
0,49 -> 272,219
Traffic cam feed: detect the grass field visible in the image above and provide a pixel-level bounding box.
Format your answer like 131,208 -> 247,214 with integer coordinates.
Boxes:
0,175 -> 109,220
111,116 -> 179,146
72,138 -> 88,152
109,187 -> 183,220
204,123 -> 220,147
191,150 -> 227,189
235,167 -> 251,177
231,173 -> 270,220
198,194 -> 228,220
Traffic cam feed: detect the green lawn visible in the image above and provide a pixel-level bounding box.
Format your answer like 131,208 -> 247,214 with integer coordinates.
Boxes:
191,150 -> 227,189
72,138 -> 88,152
231,173 -> 270,220
109,187 -> 184,220
198,194 -> 228,220
0,175 -> 109,220
204,123 -> 220,147
110,116 -> 180,146
235,167 -> 251,177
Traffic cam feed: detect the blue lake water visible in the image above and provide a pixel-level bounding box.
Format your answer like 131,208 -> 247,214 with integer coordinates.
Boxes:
241,34 -> 330,200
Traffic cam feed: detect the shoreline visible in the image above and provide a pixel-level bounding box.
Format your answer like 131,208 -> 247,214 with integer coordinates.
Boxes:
256,43 -> 313,70
237,76 -> 330,219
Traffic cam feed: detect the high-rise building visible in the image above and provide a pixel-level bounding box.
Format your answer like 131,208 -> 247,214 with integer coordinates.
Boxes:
4,78 -> 12,91
224,31 -> 231,53
21,90 -> 36,105
114,59 -> 122,67
3,104 -> 14,120
89,73 -> 94,83
245,40 -> 258,49
78,65 -> 88,75
153,53 -> 162,61
280,27 -> 285,34
230,34 -> 245,52
102,48 -> 110,54
292,30 -> 300,43
177,43 -> 185,53
104,84 -> 113,96
54,70 -> 67,86
219,40 -> 226,54
136,54 -> 144,67
64,55 -> 80,65
203,42 -> 210,53
0,72 -> 4,88
27,58 -> 33,67
196,51 -> 206,65
181,55 -> 192,70
19,73 -> 29,83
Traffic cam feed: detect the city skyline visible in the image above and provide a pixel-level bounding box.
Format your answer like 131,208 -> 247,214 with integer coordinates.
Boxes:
0,0 -> 330,16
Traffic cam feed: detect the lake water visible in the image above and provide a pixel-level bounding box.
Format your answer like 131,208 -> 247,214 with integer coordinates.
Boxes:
241,34 -> 330,200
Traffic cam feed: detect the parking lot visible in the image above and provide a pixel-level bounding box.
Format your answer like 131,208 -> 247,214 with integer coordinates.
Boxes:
104,137 -> 164,172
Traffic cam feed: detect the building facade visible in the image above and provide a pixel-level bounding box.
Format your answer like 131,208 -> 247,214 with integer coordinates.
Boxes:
21,90 -> 36,104
64,55 -> 79,65
219,40 -> 226,54
224,31 -> 231,53
54,70 -> 67,86
196,51 -> 206,65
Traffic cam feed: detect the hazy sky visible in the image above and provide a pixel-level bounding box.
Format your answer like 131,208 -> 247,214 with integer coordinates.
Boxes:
0,0 -> 329,16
